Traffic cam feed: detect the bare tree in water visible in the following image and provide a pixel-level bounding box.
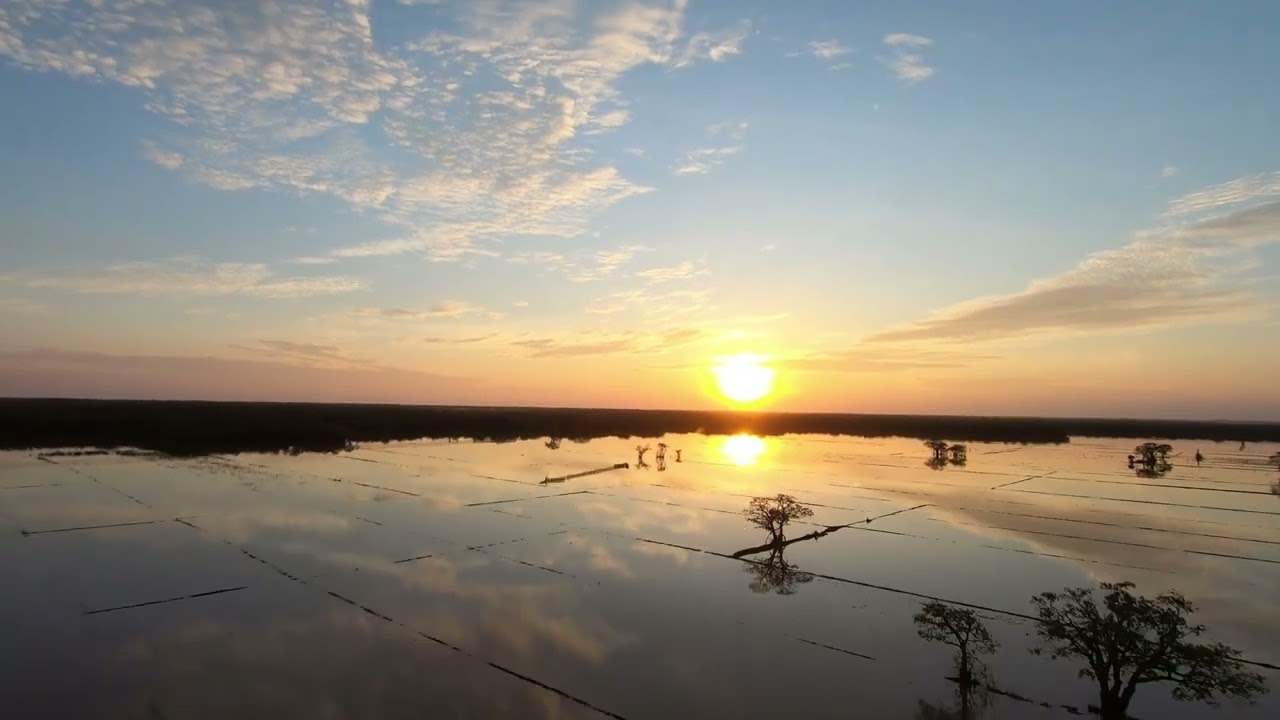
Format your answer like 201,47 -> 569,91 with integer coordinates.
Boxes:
1031,581 -> 1266,719
743,494 -> 814,544
635,444 -> 651,468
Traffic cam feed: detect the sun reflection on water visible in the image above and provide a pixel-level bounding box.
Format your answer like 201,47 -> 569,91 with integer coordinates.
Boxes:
721,434 -> 767,466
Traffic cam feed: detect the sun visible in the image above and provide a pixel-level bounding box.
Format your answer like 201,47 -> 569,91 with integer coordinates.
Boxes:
712,353 -> 776,405
721,434 -> 767,466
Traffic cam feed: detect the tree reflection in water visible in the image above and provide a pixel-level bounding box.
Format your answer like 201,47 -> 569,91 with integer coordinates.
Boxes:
743,543 -> 814,595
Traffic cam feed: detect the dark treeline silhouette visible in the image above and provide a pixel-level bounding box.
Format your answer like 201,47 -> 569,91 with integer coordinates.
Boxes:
3,398 -> 1280,456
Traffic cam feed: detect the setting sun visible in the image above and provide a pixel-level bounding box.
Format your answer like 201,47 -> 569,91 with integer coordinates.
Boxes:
712,354 -> 776,405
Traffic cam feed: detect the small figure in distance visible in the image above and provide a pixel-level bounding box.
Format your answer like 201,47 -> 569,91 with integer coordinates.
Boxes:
1195,450 -> 1204,466
675,449 -> 683,462
1240,441 -> 1246,451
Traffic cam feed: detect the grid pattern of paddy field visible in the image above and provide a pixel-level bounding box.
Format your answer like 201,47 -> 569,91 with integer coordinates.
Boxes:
2,434 -> 1278,719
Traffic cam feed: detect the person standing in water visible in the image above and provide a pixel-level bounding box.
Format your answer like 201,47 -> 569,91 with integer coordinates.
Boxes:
1195,450 -> 1204,466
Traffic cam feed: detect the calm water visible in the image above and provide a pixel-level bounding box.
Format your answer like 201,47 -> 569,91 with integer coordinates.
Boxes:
1,435 -> 1278,718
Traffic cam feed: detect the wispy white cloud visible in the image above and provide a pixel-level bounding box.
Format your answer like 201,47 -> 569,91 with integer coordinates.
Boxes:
1161,166 -> 1180,179
882,33 -> 934,83
508,244 -> 651,282
673,121 -> 747,176
585,286 -> 711,317
510,327 -> 712,358
1163,172 -> 1280,217
806,39 -> 852,61
868,175 -> 1280,344
0,259 -> 362,298
0,1 -> 748,262
675,21 -> 752,68
350,301 -> 486,321
634,260 -> 709,283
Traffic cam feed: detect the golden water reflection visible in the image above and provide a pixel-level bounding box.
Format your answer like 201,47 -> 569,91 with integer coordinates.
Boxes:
720,434 -> 767,466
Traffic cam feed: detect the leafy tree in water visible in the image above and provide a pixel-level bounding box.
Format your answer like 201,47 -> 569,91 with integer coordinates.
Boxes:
1031,581 -> 1266,719
743,494 -> 814,544
914,601 -> 998,717
924,439 -> 950,460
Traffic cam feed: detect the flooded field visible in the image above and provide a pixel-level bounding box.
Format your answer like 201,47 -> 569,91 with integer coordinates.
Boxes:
2,435 -> 1278,719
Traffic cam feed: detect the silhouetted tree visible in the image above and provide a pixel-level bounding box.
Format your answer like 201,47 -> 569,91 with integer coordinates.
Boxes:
1134,442 -> 1173,465
743,494 -> 814,544
948,444 -> 968,463
545,437 -> 561,450
925,439 -> 950,461
924,456 -> 949,471
744,544 -> 813,595
1030,581 -> 1266,720
636,444 -> 650,468
915,600 -> 998,718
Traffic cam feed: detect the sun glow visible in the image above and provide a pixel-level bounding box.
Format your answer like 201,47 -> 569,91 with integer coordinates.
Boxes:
721,434 -> 767,466
712,353 -> 776,405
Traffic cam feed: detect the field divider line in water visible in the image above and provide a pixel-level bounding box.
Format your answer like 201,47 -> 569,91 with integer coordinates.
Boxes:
82,585 -> 249,616
991,471 -> 1056,490
540,463 -> 629,486
795,637 -> 875,661
464,489 -> 590,507
976,543 -> 1176,576
1002,488 -> 1280,516
1042,475 -> 1278,496
938,506 -> 1280,547
170,503 -> 631,716
348,481 -> 421,497
0,483 -> 61,490
941,519 -> 1280,566
20,518 -> 161,536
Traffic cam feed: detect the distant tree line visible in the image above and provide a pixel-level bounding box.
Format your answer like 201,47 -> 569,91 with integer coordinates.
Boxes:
6,398 -> 1280,456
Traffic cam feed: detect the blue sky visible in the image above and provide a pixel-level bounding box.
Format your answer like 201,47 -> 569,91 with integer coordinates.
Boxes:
1,0 -> 1278,419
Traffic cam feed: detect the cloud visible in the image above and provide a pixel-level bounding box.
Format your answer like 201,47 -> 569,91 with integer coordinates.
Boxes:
585,286 -> 711,317
508,244 -> 650,282
513,300 -> 530,308
807,39 -> 851,61
231,340 -> 372,369
867,179 -> 1280,344
1163,172 -> 1280,217
423,334 -> 498,345
350,301 -> 485,321
882,33 -> 934,83
1,1 -> 748,262
287,256 -> 338,266
0,348 -> 477,404
634,260 -> 709,283
1162,166 -> 1180,179
510,327 -> 711,358
0,298 -> 48,314
674,21 -> 751,68
785,346 -> 1000,373
0,259 -> 362,298
673,121 -> 747,176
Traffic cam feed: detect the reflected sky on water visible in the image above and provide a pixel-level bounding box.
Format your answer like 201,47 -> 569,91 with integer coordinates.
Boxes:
2,435 -> 1278,718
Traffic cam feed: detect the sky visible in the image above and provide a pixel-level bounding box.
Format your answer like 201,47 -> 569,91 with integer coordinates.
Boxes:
1,0 -> 1278,420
